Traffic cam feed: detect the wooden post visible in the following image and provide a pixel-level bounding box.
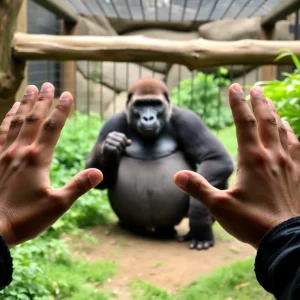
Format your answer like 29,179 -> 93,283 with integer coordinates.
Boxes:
16,0 -> 28,103
0,0 -> 25,122
260,25 -> 277,81
60,20 -> 78,114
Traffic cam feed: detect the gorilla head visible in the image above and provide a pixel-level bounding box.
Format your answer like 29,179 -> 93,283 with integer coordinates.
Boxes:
126,78 -> 172,138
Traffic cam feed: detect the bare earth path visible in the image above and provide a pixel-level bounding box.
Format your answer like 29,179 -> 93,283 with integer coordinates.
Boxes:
68,218 -> 256,299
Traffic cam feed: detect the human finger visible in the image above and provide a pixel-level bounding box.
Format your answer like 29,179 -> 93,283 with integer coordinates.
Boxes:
174,171 -> 222,209
16,82 -> 55,146
4,85 -> 39,149
0,102 -> 20,148
266,99 -> 288,152
250,86 -> 279,149
35,92 -> 72,159
52,169 -> 103,207
228,84 -> 260,152
283,121 -> 300,164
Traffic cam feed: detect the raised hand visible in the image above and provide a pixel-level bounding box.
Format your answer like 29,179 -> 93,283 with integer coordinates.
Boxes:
0,83 -> 103,247
174,84 -> 300,249
102,131 -> 131,161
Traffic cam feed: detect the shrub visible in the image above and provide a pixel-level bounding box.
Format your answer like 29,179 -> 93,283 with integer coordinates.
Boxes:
254,50 -> 300,138
171,67 -> 233,130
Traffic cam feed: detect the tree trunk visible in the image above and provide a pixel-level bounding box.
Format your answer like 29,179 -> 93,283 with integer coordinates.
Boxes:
13,32 -> 300,70
0,0 -> 25,121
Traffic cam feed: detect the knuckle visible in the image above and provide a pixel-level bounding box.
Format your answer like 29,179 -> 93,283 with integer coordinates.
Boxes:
5,111 -> 15,119
25,113 -> 40,125
209,195 -> 230,214
0,127 -> 8,136
42,118 -> 58,132
10,116 -> 24,129
276,151 -> 288,166
261,115 -> 277,126
278,124 -> 287,135
55,103 -> 67,113
51,193 -> 69,212
74,177 -> 88,194
245,148 -> 267,164
235,116 -> 257,128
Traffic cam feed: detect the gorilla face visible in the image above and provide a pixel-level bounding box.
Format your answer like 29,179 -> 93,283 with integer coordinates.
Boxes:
130,98 -> 167,138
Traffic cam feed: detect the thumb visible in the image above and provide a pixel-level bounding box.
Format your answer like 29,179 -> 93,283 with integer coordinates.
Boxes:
55,169 -> 103,206
174,171 -> 220,207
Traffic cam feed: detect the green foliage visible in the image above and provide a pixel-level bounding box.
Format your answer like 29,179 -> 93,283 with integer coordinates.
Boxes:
130,258 -> 273,300
48,111 -> 113,237
254,49 -> 300,138
178,258 -> 274,300
171,67 -> 233,130
130,280 -> 174,300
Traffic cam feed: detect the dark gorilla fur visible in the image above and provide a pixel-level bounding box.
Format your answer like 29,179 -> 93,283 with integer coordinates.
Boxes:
86,78 -> 234,250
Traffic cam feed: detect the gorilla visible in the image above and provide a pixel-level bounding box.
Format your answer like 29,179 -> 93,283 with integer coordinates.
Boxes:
85,78 -> 234,250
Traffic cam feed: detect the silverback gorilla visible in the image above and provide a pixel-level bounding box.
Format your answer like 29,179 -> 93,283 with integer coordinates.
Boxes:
86,78 -> 234,250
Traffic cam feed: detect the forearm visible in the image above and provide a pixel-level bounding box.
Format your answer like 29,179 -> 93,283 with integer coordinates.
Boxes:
255,217 -> 300,299
0,235 -> 13,290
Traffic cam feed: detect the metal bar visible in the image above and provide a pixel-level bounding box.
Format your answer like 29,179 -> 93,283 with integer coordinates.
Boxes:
262,0 -> 300,29
100,62 -> 104,121
140,0 -> 145,21
113,62 -> 116,114
220,0 -> 235,19
295,10 -> 300,40
125,0 -> 133,20
249,0 -> 268,17
110,0 -> 121,19
208,0 -> 220,20
32,0 -> 78,24
233,0 -> 251,19
155,0 -> 158,21
193,0 -> 203,22
181,0 -> 188,22
168,0 -> 173,22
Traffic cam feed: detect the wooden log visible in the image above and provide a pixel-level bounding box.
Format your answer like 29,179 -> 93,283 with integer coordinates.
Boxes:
262,0 -> 300,29
0,1 -> 25,121
12,32 -> 300,70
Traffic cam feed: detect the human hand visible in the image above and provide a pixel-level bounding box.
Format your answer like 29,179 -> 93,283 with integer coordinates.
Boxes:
174,83 -> 300,249
0,83 -> 103,247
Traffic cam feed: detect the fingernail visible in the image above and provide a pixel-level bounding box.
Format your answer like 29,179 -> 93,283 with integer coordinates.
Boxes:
254,86 -> 263,96
41,82 -> 52,93
283,120 -> 291,129
24,85 -> 36,95
11,102 -> 20,111
175,173 -> 189,188
231,83 -> 243,93
88,171 -> 101,186
60,92 -> 71,101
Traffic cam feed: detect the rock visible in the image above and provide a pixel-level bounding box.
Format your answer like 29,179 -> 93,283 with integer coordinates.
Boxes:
104,91 -> 127,118
74,71 -> 115,115
166,64 -> 195,92
109,19 -> 199,34
77,61 -> 165,92
198,17 -> 293,41
77,16 -> 117,36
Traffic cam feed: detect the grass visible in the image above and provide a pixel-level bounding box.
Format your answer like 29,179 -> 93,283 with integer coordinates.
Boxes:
213,125 -> 238,157
43,259 -> 118,299
129,258 -> 274,300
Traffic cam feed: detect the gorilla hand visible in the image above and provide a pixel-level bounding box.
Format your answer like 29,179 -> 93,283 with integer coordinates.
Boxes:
102,131 -> 131,161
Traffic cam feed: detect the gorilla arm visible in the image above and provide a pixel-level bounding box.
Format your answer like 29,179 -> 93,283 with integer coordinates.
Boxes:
85,112 -> 129,190
171,106 -> 234,187
171,106 -> 234,249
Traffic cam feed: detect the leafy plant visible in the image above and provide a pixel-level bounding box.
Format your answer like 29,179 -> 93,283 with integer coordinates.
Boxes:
171,67 -> 233,130
254,49 -> 300,138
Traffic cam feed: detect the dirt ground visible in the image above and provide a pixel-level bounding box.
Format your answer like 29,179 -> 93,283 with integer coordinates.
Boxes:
68,218 -> 256,299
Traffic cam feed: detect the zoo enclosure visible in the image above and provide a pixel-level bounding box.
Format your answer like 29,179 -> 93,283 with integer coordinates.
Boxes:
11,0 -> 300,127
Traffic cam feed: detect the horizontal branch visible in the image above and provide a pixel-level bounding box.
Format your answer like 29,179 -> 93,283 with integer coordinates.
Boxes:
13,32 -> 300,70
